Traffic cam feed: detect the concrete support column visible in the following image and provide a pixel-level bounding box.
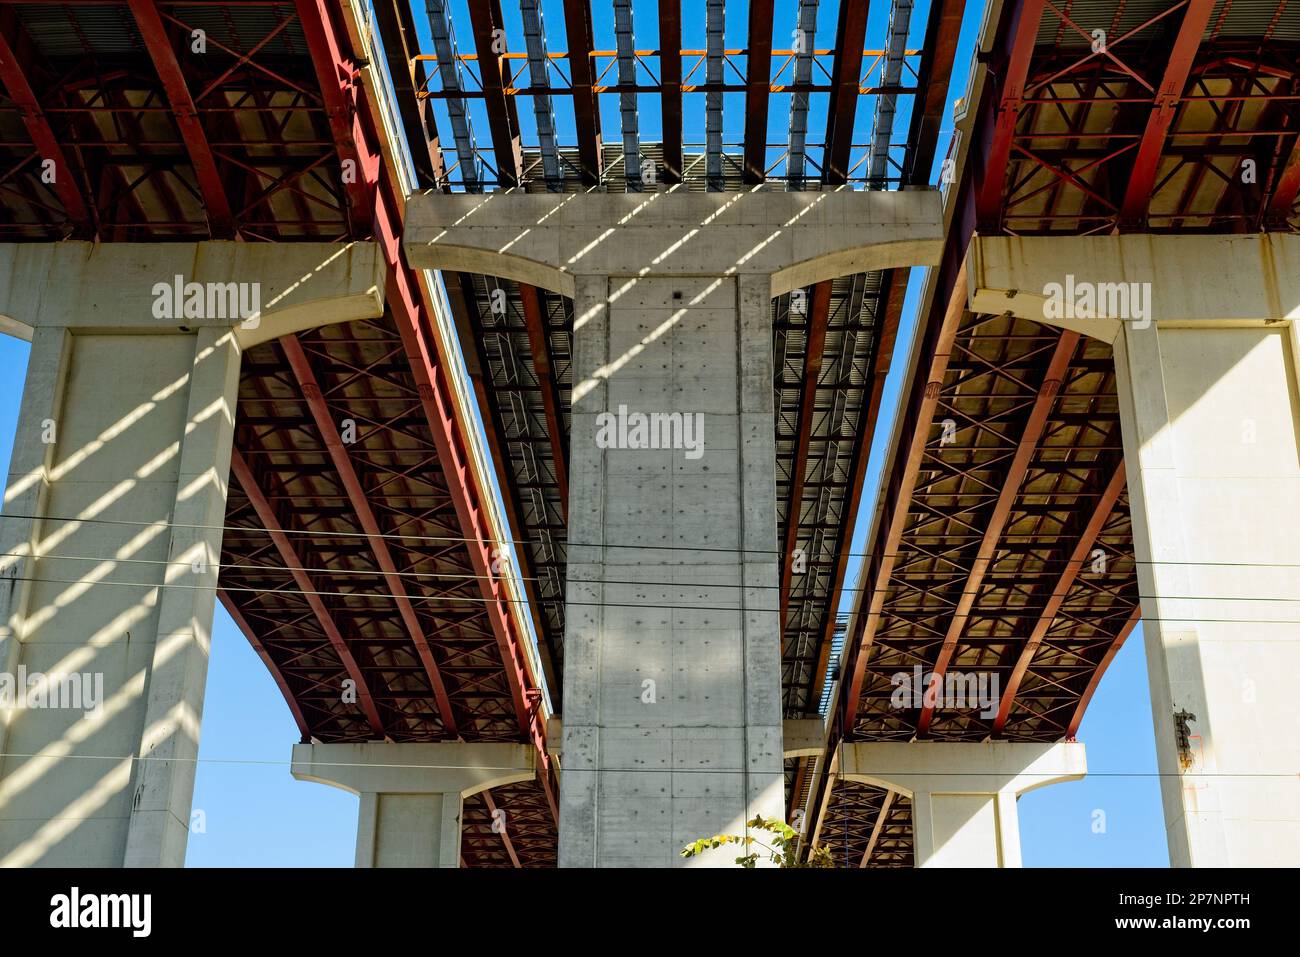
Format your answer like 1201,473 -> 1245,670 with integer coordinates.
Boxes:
0,241 -> 383,867
402,189 -> 944,868
1115,317 -> 1300,866
969,233 -> 1300,867
841,741 -> 1086,867
291,742 -> 536,868
560,273 -> 785,867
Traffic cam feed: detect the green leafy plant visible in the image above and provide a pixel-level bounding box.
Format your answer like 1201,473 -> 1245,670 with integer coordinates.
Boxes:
680,815 -> 835,868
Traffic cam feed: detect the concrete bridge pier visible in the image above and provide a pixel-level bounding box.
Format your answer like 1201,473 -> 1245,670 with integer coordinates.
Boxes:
405,188 -> 944,867
840,742 -> 1086,867
0,241 -> 384,867
971,233 -> 1300,867
291,742 -> 537,867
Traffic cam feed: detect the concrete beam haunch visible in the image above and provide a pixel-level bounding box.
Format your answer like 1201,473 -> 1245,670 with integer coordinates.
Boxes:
0,241 -> 385,346
840,742 -> 1086,868
402,189 -> 944,299
291,742 -> 536,868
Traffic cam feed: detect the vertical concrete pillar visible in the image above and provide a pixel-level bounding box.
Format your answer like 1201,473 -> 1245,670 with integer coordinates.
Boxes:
968,233 -> 1300,867
0,326 -> 240,867
840,741 -> 1086,867
291,742 -> 537,868
1115,319 -> 1300,867
0,241 -> 384,867
560,273 -> 785,867
402,190 -> 945,868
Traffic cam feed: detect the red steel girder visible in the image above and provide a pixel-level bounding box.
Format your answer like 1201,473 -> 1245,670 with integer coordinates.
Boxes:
1266,128 -> 1300,225
370,0 -> 448,190
975,0 -> 1045,228
1118,0 -> 1217,226
228,448 -> 386,737
280,332 -> 460,738
0,13 -> 91,232
743,0 -> 775,184
659,1 -> 682,183
841,263 -> 968,734
468,0 -> 524,188
519,282 -> 569,516
299,0 -> 557,819
860,788 -> 895,867
127,0 -> 235,237
916,331 -> 1080,737
992,459 -> 1127,735
294,0 -> 376,232
906,0 -> 966,184
480,788 -> 521,868
823,0 -> 870,185
780,281 -> 831,632
563,0 -> 603,186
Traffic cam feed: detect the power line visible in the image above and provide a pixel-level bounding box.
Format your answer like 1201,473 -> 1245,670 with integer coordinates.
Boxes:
5,573 -> 1300,626
6,511 -> 1300,569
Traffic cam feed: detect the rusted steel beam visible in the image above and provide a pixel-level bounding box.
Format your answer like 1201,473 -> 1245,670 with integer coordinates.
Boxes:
992,460 -> 1127,735
1118,0 -> 1217,226
0,12 -> 91,232
294,0 -> 374,231
127,0 -> 234,236
468,0 -> 524,187
228,449 -> 386,737
370,0 -> 448,189
743,0 -> 775,183
659,1 -> 682,183
480,788 -> 521,868
974,0 -> 1045,228
281,332 -> 460,738
840,263 -> 968,734
859,789 -> 895,867
906,0 -> 966,184
823,0 -> 870,184
916,331 -> 1080,737
562,0 -> 603,185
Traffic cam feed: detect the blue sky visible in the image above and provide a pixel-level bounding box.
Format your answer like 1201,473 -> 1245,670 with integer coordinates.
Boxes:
0,0 -> 1166,867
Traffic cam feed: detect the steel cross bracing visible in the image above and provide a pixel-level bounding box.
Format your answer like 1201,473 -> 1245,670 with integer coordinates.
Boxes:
0,0 -> 362,240
974,0 -> 1300,233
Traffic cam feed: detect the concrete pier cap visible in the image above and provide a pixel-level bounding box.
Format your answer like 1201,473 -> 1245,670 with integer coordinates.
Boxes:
290,742 -> 537,797
402,188 -> 945,297
0,241 -> 386,346
966,232 -> 1300,342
